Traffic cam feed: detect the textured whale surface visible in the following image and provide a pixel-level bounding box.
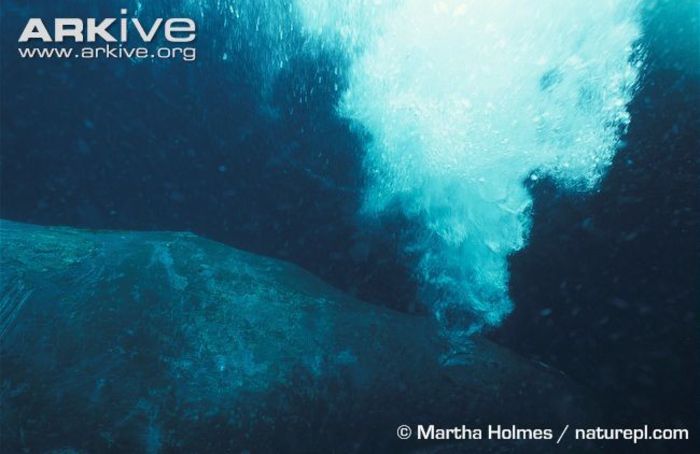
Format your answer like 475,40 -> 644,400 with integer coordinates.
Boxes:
0,220 -> 593,452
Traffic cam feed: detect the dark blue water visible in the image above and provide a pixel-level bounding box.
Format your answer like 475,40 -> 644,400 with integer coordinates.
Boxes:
1,1 -> 698,452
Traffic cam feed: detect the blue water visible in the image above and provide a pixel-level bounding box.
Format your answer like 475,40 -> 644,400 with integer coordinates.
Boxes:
298,0 -> 642,339
1,0 -> 698,452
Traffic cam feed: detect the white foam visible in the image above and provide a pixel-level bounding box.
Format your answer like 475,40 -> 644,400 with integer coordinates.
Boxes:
297,0 -> 643,340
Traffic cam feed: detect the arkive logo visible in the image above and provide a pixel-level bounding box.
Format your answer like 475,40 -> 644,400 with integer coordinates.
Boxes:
17,9 -> 197,62
18,9 -> 195,43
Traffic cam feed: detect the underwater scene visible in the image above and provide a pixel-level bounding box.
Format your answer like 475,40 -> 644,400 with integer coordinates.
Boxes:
0,0 -> 698,452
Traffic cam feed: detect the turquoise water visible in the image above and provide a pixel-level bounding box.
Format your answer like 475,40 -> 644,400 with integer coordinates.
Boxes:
1,1 -> 698,452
